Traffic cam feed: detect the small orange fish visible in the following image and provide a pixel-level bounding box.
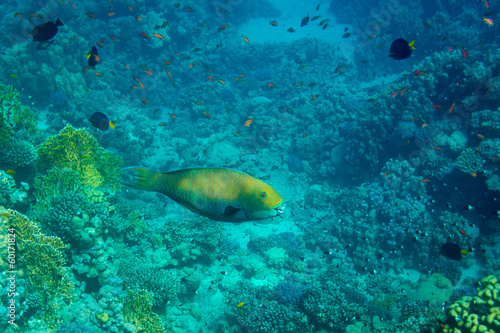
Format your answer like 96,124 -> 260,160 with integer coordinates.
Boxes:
449,102 -> 455,114
141,98 -> 148,105
108,12 -> 116,16
217,79 -> 225,85
168,113 -> 176,119
241,35 -> 250,44
302,133 -> 307,138
158,122 -> 167,126
126,4 -> 133,11
267,83 -> 274,88
94,72 -> 103,77
86,13 -> 96,19
166,70 -> 171,79
144,69 -> 152,76
422,179 -> 431,183
477,134 -> 485,140
460,48 -> 469,59
485,0 -> 489,8
459,229 -> 467,235
185,7 -> 195,12
161,21 -> 168,28
492,157 -> 500,161
203,111 -> 211,119
400,89 -> 407,96
196,101 -> 203,105
432,105 -> 442,109
432,146 -> 441,150
139,82 -> 145,89
130,85 -> 138,89
483,18 -> 494,26
137,15 -> 142,21
124,64 -> 129,69
296,82 -> 304,86
96,42 -> 103,48
270,21 -> 278,26
390,90 -> 399,97
218,25 -> 228,32
14,12 -> 22,18
70,3 -> 75,8
244,119 -> 254,127
310,94 -> 319,101
383,172 -> 390,177
470,172 -> 477,177
164,60 -> 171,65
206,74 -> 213,82
412,116 -> 418,122
133,77 -> 140,82
154,33 -> 165,39
188,63 -> 194,68
141,32 -> 150,40
422,123 -> 428,128
414,70 -> 428,76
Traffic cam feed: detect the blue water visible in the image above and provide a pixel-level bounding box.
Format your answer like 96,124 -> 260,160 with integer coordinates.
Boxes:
0,0 -> 499,332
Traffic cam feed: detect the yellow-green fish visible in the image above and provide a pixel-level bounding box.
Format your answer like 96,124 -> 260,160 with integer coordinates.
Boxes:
121,167 -> 285,222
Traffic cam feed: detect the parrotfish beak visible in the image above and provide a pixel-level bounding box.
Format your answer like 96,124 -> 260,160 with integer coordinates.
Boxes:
274,202 -> 285,216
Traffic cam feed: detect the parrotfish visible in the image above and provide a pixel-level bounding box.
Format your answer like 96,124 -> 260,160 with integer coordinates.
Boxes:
121,167 -> 285,222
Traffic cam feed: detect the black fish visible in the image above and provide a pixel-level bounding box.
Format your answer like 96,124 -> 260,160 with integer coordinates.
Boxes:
87,46 -> 99,68
342,32 -> 351,38
301,14 -> 309,27
311,15 -> 320,21
287,27 -> 295,33
89,112 -> 110,131
389,38 -> 413,60
439,242 -> 462,261
322,23 -> 328,30
32,18 -> 63,42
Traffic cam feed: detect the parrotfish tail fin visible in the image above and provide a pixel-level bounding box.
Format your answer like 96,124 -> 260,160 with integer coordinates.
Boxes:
56,18 -> 63,27
120,166 -> 160,192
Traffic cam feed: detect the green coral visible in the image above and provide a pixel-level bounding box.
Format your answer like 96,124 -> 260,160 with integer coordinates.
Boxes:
121,266 -> 180,306
0,83 -> 37,146
123,290 -> 165,333
4,210 -> 74,330
455,148 -> 484,174
2,140 -> 38,168
37,124 -> 122,190
440,275 -> 500,333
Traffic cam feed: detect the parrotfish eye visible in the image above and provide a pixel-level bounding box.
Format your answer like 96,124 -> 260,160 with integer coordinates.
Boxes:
260,191 -> 267,198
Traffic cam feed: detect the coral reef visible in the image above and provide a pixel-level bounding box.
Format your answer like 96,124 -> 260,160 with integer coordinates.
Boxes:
440,275 -> 500,333
36,124 -> 122,190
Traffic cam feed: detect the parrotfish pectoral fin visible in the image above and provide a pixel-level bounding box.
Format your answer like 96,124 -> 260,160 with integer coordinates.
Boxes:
120,166 -> 160,192
224,205 -> 242,217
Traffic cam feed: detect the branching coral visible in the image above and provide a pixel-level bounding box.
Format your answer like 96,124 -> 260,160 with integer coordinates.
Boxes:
122,289 -> 165,333
0,83 -> 37,147
3,210 -> 74,329
37,124 -> 123,190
